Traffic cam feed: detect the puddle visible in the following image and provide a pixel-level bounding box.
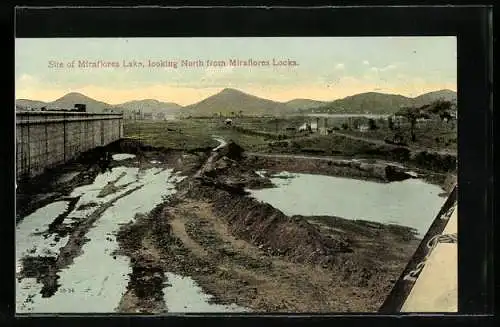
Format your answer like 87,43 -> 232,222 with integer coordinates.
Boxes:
112,153 -> 136,161
16,165 -> 185,313
16,201 -> 71,271
163,272 -> 248,313
248,171 -> 446,237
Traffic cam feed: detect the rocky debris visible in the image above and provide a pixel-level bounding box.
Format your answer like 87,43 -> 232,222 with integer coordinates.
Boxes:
198,176 -> 249,196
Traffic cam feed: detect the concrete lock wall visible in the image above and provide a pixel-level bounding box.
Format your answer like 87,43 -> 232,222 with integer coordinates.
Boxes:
16,111 -> 124,180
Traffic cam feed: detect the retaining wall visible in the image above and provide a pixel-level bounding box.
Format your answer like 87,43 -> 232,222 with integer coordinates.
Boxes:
16,111 -> 123,180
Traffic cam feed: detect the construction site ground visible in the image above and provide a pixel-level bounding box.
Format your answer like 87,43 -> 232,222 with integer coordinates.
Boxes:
16,138 -> 455,313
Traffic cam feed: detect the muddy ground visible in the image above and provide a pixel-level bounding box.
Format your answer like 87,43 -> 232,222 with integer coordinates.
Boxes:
113,139 -> 422,312
16,138 -> 452,313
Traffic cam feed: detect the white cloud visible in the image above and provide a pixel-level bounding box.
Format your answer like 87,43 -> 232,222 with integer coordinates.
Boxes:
334,63 -> 345,70
379,64 -> 397,72
367,63 -> 398,74
363,60 -> 370,65
17,74 -> 37,85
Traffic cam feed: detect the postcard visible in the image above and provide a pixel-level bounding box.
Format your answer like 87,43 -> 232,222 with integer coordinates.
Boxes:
15,36 -> 458,314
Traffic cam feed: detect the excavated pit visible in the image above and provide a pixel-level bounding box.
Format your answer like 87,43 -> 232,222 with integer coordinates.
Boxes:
17,138 -> 432,313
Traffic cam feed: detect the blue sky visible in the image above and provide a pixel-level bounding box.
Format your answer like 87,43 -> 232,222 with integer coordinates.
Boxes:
15,37 -> 456,105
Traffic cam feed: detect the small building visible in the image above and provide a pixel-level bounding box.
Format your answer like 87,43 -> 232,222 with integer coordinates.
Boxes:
155,112 -> 166,120
359,124 -> 370,132
225,118 -> 233,125
390,114 -> 406,128
143,112 -> 154,120
416,116 -> 431,127
298,122 -> 312,132
318,127 -> 330,135
74,104 -> 87,112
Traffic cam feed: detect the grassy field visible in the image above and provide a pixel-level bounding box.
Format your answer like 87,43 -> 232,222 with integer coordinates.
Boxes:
124,116 -> 457,172
340,121 -> 457,151
123,118 -> 273,152
124,116 -> 456,154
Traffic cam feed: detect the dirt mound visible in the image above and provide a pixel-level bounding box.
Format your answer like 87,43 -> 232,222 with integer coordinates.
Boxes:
217,141 -> 245,160
184,181 -> 352,264
384,165 -> 413,182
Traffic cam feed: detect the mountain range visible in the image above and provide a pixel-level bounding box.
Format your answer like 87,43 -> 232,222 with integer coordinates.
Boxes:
16,88 -> 456,115
16,93 -> 182,114
302,89 -> 457,114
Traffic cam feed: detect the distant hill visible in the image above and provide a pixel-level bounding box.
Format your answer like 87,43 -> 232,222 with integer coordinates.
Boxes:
114,99 -> 182,113
47,92 -> 113,112
16,89 -> 457,116
412,89 -> 457,107
16,99 -> 48,110
301,89 -> 457,114
285,99 -> 327,111
16,93 -> 112,112
15,93 -> 183,114
303,92 -> 413,114
182,88 -> 291,116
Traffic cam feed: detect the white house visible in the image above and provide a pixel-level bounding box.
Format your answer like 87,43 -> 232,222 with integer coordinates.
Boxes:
359,124 -> 370,132
298,121 -> 317,132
